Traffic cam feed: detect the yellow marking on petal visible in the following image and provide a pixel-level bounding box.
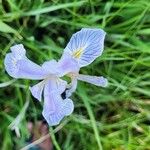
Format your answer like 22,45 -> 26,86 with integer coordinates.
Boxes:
72,47 -> 84,58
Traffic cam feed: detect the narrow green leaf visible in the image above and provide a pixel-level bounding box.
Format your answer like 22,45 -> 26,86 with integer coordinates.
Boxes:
0,21 -> 17,34
78,84 -> 103,150
23,1 -> 86,16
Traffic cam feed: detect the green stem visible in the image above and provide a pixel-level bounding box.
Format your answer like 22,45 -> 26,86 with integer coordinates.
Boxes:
78,84 -> 103,150
49,127 -> 61,150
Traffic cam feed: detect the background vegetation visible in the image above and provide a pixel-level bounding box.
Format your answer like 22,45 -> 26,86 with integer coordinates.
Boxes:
0,0 -> 150,149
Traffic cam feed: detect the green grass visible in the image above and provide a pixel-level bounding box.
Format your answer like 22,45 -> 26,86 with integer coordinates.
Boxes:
0,0 -> 150,149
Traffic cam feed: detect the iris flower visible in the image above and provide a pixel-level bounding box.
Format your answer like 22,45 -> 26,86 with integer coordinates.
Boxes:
4,28 -> 107,126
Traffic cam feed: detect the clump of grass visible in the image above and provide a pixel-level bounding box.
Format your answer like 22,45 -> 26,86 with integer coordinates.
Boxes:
0,0 -> 150,149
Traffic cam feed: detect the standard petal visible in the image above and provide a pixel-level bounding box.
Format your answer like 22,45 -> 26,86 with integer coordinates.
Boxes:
77,74 -> 108,87
42,81 -> 74,126
29,81 -> 45,101
41,58 -> 79,77
42,59 -> 59,75
62,28 -> 106,67
4,45 -> 48,79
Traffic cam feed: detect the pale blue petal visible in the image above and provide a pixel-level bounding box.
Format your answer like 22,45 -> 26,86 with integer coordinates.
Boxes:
62,28 -> 106,67
77,74 -> 108,87
4,44 -> 48,79
42,96 -> 74,126
57,55 -> 79,76
42,81 -> 74,126
29,81 -> 45,101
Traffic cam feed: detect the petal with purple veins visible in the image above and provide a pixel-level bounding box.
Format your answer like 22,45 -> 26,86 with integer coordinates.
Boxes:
62,28 -> 106,67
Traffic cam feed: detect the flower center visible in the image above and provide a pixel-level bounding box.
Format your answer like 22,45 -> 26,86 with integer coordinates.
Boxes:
67,72 -> 78,78
72,47 -> 84,58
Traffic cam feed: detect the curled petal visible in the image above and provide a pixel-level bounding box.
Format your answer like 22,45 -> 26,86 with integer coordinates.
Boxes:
29,81 -> 45,101
42,81 -> 74,126
4,44 -> 48,79
62,28 -> 106,67
77,74 -> 108,87
56,78 -> 68,94
65,77 -> 78,98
